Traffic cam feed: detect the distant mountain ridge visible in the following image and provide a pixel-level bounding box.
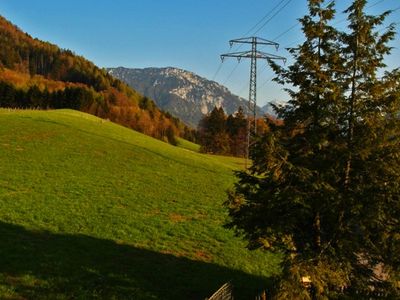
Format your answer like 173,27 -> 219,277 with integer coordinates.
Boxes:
108,67 -> 263,127
261,100 -> 287,117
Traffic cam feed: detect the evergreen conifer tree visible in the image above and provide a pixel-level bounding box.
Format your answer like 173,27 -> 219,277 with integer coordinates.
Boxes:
225,0 -> 400,298
199,106 -> 230,154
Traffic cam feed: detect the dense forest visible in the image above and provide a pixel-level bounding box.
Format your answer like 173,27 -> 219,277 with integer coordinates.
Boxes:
198,106 -> 274,157
0,15 -> 196,144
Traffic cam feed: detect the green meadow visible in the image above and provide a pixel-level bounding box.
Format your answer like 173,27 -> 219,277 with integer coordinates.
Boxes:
0,109 -> 280,299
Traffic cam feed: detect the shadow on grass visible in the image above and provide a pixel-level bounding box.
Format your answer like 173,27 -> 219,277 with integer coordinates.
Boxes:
0,221 -> 271,299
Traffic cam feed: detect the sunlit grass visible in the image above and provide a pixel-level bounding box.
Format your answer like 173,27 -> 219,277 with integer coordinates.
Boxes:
0,109 -> 280,299
176,137 -> 200,152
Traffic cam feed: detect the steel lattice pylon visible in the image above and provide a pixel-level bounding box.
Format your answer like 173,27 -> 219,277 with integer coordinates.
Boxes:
221,37 -> 286,164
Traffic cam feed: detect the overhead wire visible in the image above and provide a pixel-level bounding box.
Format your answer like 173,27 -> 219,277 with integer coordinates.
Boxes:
233,0 -> 297,99
220,0 -> 295,90
237,80 -> 250,97
211,0 -> 289,84
217,0 -> 396,101
253,0 -> 294,35
218,0 -> 295,86
242,0 -> 288,37
260,0 -> 399,105
256,0 -> 336,90
257,0 -> 338,96
222,62 -> 241,86
368,0 -> 387,9
332,0 -> 390,26
269,0 -> 335,44
282,0 -> 392,48
211,62 -> 223,81
272,22 -> 300,42
234,0 -> 291,52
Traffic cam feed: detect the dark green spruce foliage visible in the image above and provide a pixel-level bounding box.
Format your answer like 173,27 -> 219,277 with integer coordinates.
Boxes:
0,81 -> 94,109
226,106 -> 248,157
199,106 -> 247,156
226,0 -> 400,298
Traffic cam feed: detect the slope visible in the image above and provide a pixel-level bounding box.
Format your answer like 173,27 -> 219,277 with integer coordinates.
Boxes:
0,15 -> 190,143
0,109 -> 280,299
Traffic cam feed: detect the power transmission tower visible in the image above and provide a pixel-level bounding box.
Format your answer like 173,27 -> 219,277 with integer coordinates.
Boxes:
220,37 -> 286,165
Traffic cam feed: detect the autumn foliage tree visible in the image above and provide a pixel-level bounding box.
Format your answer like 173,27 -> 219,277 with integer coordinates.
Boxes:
225,0 -> 400,298
0,15 -> 190,144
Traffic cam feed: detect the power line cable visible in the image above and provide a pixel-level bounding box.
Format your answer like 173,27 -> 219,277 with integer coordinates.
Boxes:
222,62 -> 241,86
213,1 -> 286,83
334,0 -> 389,26
368,0 -> 386,9
262,0 -> 334,50
231,0 -> 291,53
211,62 -> 223,81
273,22 -> 300,41
272,0 -> 341,41
243,0 -> 288,37
221,0 -> 294,85
257,75 -> 276,93
253,0 -> 294,35
237,80 -> 250,97
211,1 -> 284,83
283,0 -> 391,48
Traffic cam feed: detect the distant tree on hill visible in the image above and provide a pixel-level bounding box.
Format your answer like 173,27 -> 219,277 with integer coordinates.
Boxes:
199,106 -> 268,157
225,0 -> 400,298
199,106 -> 230,154
166,125 -> 178,146
226,106 -> 247,157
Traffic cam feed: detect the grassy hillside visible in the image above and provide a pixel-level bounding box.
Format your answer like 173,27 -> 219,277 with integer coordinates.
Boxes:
0,109 -> 280,300
0,15 -> 194,144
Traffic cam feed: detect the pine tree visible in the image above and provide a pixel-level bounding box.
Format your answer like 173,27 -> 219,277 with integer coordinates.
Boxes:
199,106 -> 230,154
336,0 -> 400,294
227,106 -> 247,157
225,0 -> 400,298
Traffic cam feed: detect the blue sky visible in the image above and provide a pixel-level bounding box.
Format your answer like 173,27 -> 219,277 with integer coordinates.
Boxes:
0,0 -> 399,107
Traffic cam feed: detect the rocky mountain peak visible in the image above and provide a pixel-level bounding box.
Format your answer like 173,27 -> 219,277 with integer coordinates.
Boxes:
107,66 -> 255,127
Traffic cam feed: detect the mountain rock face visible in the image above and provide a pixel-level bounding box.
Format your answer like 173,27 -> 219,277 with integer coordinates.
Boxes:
261,100 -> 287,117
108,67 -> 255,127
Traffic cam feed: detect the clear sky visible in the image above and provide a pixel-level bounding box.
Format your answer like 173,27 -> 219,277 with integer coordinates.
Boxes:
0,0 -> 399,107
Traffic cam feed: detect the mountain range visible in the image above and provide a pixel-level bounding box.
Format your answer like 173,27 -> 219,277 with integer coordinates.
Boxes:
108,67 -> 267,127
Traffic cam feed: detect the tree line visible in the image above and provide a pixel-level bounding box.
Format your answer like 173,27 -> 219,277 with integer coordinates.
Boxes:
0,81 -> 92,110
198,106 -> 272,157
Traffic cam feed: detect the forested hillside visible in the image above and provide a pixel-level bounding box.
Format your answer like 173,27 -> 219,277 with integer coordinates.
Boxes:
0,15 -> 195,143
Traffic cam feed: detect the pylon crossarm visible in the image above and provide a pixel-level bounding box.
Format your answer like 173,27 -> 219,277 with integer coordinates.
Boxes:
221,51 -> 285,61
221,51 -> 253,58
253,37 -> 279,48
229,37 -> 280,48
259,52 -> 287,63
254,51 -> 286,60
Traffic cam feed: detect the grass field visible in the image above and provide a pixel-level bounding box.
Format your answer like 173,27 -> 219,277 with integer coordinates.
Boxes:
0,109 -> 280,299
